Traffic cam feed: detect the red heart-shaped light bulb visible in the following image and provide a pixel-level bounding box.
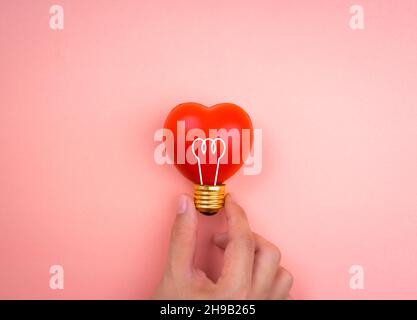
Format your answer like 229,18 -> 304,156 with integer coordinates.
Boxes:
164,102 -> 254,186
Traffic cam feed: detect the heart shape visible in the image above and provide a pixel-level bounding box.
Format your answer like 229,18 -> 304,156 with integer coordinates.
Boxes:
164,102 -> 253,185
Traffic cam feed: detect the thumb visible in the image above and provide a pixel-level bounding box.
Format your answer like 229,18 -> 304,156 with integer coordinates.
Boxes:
168,194 -> 198,274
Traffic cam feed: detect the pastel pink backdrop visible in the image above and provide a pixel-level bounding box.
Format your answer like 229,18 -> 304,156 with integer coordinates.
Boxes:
1,0 -> 416,299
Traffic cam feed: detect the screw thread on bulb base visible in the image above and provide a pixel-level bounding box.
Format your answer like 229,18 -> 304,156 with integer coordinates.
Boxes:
194,184 -> 225,215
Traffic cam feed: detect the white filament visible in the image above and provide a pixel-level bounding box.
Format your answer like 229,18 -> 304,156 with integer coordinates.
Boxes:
191,138 -> 226,186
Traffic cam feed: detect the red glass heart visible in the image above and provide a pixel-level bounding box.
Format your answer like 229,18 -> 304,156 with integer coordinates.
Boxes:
164,102 -> 253,185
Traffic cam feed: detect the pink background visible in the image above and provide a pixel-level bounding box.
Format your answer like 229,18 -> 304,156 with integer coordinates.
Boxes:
1,0 -> 417,299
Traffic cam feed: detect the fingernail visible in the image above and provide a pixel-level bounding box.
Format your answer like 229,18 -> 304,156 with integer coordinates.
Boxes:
177,194 -> 188,214
226,193 -> 236,203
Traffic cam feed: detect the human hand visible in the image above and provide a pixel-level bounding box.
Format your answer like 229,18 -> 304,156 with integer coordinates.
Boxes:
152,194 -> 293,300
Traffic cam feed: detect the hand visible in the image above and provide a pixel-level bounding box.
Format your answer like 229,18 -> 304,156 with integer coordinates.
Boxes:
152,194 -> 293,299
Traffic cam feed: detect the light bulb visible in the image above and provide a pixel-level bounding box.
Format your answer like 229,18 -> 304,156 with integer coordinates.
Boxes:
164,102 -> 253,215
191,137 -> 227,214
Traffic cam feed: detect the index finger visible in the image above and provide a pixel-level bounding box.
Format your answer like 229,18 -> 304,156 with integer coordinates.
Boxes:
218,194 -> 255,294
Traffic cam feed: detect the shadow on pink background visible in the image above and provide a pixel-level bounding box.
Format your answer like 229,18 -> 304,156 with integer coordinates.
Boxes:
0,0 -> 416,299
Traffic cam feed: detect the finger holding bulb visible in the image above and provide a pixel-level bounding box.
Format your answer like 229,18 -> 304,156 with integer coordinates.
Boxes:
152,194 -> 294,300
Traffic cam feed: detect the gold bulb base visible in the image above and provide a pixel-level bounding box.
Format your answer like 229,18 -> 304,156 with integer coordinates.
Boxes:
194,184 -> 226,215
